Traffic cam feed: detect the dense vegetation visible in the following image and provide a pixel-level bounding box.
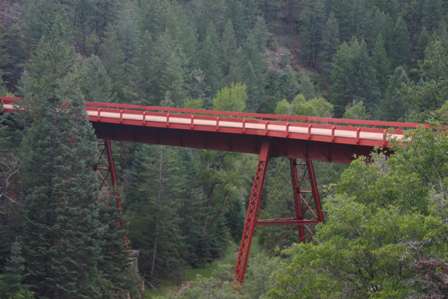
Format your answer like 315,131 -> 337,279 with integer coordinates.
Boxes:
0,0 -> 447,298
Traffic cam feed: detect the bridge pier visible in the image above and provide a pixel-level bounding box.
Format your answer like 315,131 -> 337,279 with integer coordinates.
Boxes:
234,143 -> 324,284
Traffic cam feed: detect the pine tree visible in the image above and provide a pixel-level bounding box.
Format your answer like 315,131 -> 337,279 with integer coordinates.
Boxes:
0,241 -> 32,298
416,27 -> 430,61
80,55 -> 113,101
320,13 -> 340,75
19,17 -> 114,298
371,34 -> 391,92
199,22 -> 224,94
126,146 -> 186,284
134,31 -> 157,103
330,39 -> 379,116
297,0 -> 326,68
98,196 -> 132,297
221,21 -> 239,84
243,20 -> 268,111
152,32 -> 187,105
0,22 -> 25,92
422,0 -> 443,32
378,66 -> 409,120
389,16 -> 411,67
100,4 -> 139,102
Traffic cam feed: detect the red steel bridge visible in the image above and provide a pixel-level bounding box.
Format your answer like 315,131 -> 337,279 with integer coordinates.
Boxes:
0,96 -> 424,283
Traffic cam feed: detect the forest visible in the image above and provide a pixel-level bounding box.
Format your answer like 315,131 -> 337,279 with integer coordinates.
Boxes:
0,0 -> 447,298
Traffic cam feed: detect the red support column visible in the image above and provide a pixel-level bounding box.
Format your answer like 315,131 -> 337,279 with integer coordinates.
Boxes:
234,142 -> 271,284
290,159 -> 306,242
306,159 -> 324,222
104,139 -> 122,212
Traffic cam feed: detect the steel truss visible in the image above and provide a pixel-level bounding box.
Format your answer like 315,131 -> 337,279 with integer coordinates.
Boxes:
234,142 -> 324,283
96,139 -> 123,227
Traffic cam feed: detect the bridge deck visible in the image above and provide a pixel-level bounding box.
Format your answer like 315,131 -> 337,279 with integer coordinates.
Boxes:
1,96 -> 423,163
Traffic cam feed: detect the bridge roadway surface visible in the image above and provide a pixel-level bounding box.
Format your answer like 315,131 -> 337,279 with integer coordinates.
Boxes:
0,96 -> 423,163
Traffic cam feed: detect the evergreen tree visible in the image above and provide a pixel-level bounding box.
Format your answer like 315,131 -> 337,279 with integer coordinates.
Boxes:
320,13 -> 340,75
371,34 -> 391,92
221,21 -> 240,84
199,23 -> 223,95
297,0 -> 326,68
0,241 -> 33,298
20,15 -> 79,116
19,17 -> 126,298
98,196 -> 132,297
152,32 -> 187,105
389,16 -> 411,67
242,19 -> 269,111
330,39 -> 379,116
416,27 -> 430,61
80,55 -> 113,101
378,66 -> 409,120
0,22 -> 25,92
422,0 -> 443,32
20,87 -> 104,298
126,146 -> 186,283
100,4 -> 139,102
134,31 -> 157,104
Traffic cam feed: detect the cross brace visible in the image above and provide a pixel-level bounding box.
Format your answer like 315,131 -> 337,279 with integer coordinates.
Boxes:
234,142 -> 324,284
96,139 -> 124,227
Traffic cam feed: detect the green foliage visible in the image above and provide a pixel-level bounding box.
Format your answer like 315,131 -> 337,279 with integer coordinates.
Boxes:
267,196 -> 448,299
213,83 -> 247,112
343,101 -> 369,119
389,17 -> 410,67
126,145 -> 186,283
20,15 -> 80,116
298,0 -> 326,68
275,94 -> 333,117
0,241 -> 33,298
80,55 -> 113,101
267,129 -> 448,298
399,38 -> 448,120
330,39 -> 379,116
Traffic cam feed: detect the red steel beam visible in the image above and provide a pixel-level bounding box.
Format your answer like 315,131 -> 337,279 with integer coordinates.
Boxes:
306,159 -> 324,222
290,159 -> 306,242
256,218 -> 320,226
235,142 -> 271,284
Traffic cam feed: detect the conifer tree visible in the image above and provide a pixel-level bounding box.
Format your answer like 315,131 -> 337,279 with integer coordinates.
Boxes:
320,13 -> 340,75
19,17 -> 126,298
389,17 -> 410,67
422,0 -> 443,32
372,34 -> 391,92
100,4 -> 139,103
152,32 -> 187,105
0,22 -> 25,92
243,20 -> 268,111
222,21 -> 241,84
98,196 -> 132,297
330,39 -> 379,116
126,146 -> 186,283
199,23 -> 223,94
0,241 -> 33,298
378,66 -> 409,120
297,0 -> 326,68
80,55 -> 113,101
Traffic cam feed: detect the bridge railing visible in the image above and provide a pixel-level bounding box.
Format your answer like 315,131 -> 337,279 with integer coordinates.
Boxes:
85,101 -> 422,129
1,96 -> 427,146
